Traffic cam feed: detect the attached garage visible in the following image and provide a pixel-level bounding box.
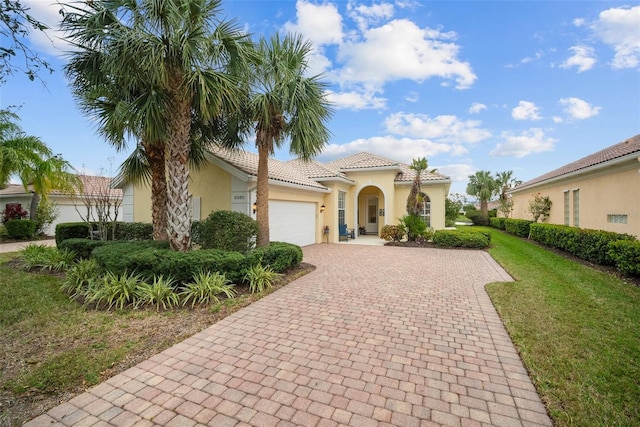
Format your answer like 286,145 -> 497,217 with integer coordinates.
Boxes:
269,200 -> 316,247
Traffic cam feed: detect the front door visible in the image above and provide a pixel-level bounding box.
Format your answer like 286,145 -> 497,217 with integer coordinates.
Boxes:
366,197 -> 378,234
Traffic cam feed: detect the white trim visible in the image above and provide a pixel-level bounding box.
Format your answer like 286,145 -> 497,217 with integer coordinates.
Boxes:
247,176 -> 331,193
340,165 -> 402,172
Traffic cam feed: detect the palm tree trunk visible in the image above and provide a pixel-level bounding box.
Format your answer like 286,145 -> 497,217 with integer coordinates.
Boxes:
256,142 -> 270,247
143,142 -> 168,241
165,78 -> 192,252
29,191 -> 39,221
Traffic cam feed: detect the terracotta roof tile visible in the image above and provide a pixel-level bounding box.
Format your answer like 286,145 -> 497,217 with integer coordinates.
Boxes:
0,175 -> 122,198
286,158 -> 353,181
514,134 -> 640,191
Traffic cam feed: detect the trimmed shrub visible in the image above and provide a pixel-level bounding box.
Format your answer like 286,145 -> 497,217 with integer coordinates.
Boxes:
248,242 -> 303,273
113,222 -> 153,241
5,219 -> 36,239
433,230 -> 489,249
198,210 -> 258,253
609,240 -> 640,276
58,238 -> 109,260
530,223 -> 635,266
380,225 -> 405,242
466,210 -> 489,226
91,240 -> 170,276
0,224 -> 7,240
490,217 -> 506,230
56,222 -> 92,245
504,218 -> 532,237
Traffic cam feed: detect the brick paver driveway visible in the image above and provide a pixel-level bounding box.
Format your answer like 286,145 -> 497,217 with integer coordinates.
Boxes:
27,244 -> 552,427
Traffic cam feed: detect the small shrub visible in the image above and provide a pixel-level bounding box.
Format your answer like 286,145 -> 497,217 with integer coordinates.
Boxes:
244,264 -> 282,293
55,222 -> 92,245
1,203 -> 28,222
401,214 -> 427,241
5,219 -> 36,239
86,271 -> 145,310
490,217 -> 506,230
432,230 -> 489,249
61,258 -> 101,298
198,210 -> 258,253
0,224 -> 8,241
58,238 -> 109,260
181,271 -> 236,307
380,225 -> 405,242
34,199 -> 59,235
466,210 -> 489,226
113,222 -> 153,241
609,240 -> 640,276
137,276 -> 180,310
20,244 -> 76,271
248,242 -> 302,273
504,218 -> 532,237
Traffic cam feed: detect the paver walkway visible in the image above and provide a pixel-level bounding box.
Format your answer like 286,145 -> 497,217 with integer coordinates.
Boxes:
26,244 -> 552,426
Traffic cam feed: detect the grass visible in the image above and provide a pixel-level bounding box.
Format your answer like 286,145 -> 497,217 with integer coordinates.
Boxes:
483,227 -> 640,426
0,251 -> 313,426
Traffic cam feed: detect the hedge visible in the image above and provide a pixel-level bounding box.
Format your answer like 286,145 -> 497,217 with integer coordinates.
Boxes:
55,222 -> 92,245
5,219 -> 37,239
504,218 -> 532,238
58,238 -> 110,260
113,222 -> 153,241
608,240 -> 640,276
197,210 -> 258,253
489,217 -> 506,230
91,240 -> 302,285
466,210 -> 489,226
433,229 -> 489,249
56,222 -> 153,245
529,223 -> 636,266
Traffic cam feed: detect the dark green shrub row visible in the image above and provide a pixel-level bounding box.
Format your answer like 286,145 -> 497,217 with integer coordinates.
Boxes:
490,217 -> 506,230
466,210 -> 489,226
504,218 -> 532,237
55,222 -> 92,244
529,223 -> 636,266
608,240 -> 640,276
56,222 -> 153,245
58,238 -> 110,260
91,241 -> 301,285
113,222 -> 153,241
4,219 -> 36,239
433,229 -> 489,249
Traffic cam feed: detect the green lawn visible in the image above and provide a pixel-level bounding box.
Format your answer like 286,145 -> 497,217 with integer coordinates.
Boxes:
484,227 -> 640,426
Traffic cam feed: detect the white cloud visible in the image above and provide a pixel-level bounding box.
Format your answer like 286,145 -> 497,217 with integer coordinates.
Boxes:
347,1 -> 395,32
573,18 -> 586,27
552,116 -> 564,123
469,102 -> 487,114
319,135 -> 466,164
383,112 -> 491,143
405,91 -> 419,103
591,6 -> 640,69
326,89 -> 386,110
336,19 -> 476,89
284,0 -> 344,46
558,97 -> 601,120
435,163 -> 475,183
23,0 -> 72,57
511,101 -> 542,121
520,50 -> 543,64
490,129 -> 556,158
560,45 -> 597,72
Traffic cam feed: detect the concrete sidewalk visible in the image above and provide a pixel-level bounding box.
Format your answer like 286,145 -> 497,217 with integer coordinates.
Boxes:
25,244 -> 551,426
0,238 -> 56,253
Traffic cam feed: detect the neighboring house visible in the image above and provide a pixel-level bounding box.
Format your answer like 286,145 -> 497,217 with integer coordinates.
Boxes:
508,134 -> 640,238
0,175 -> 123,236
118,149 -> 451,246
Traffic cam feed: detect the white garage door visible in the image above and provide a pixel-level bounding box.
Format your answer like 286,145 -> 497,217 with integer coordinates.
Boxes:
269,201 -> 316,247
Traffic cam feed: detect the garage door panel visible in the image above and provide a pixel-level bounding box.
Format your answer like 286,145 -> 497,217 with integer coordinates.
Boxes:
269,201 -> 316,246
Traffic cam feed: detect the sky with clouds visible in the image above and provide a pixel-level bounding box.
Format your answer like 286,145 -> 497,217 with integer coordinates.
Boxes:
2,0 -> 639,196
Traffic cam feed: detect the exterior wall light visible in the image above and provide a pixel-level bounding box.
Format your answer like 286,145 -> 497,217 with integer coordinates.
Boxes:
252,202 -> 257,214
320,204 -> 325,213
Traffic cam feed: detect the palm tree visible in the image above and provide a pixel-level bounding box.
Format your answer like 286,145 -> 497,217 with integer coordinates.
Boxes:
62,0 -> 252,251
466,170 -> 498,215
245,33 -> 332,247
494,170 -> 521,218
23,155 -> 79,220
406,157 -> 436,216
0,109 -> 50,188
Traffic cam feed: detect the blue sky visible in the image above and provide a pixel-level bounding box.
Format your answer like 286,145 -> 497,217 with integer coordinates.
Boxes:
2,0 -> 639,196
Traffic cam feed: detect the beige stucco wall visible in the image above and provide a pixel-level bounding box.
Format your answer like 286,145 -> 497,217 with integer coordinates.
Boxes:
510,162 -> 640,238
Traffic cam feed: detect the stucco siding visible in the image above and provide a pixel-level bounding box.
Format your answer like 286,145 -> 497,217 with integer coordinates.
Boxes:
511,162 -> 639,238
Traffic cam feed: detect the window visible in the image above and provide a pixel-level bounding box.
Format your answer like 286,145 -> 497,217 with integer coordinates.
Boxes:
338,191 -> 346,225
572,189 -> 580,227
420,193 -> 431,227
563,191 -> 570,226
607,214 -> 628,224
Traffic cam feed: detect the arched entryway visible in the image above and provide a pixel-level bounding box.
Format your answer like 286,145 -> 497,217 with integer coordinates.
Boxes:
355,185 -> 386,236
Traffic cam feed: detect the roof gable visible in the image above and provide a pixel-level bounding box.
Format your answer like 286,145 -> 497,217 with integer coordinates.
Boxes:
514,134 -> 640,191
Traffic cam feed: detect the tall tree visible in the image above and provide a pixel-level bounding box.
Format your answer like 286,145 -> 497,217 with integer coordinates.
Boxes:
495,170 -> 521,218
246,33 -> 332,247
466,170 -> 498,215
406,157 -> 436,216
62,0 -> 251,251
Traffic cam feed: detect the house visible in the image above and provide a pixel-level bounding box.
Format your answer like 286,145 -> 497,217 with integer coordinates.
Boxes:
508,134 -> 640,238
0,175 -> 123,236
119,149 -> 451,246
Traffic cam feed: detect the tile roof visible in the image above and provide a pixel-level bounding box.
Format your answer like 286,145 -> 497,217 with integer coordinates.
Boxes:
209,147 -> 329,190
513,134 -> 640,191
286,158 -> 353,182
0,175 -> 122,198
